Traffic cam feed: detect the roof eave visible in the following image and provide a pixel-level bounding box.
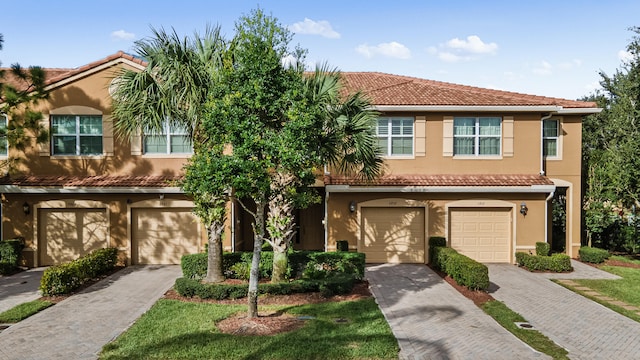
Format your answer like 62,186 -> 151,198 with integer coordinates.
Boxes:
0,185 -> 183,194
326,184 -> 556,193
372,105 -> 601,114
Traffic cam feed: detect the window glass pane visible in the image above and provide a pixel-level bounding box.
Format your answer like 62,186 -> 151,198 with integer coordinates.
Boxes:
391,137 -> 413,155
402,119 -> 413,135
479,118 -> 501,135
543,120 -> 558,137
169,123 -> 189,135
144,135 -> 167,154
377,119 -> 388,135
391,119 -> 402,135
479,137 -> 500,155
544,139 -> 557,157
454,118 -> 475,135
53,136 -> 77,155
79,116 -> 102,135
170,135 -> 192,153
377,138 -> 388,154
79,136 -> 103,154
51,116 -> 76,135
454,137 -> 474,155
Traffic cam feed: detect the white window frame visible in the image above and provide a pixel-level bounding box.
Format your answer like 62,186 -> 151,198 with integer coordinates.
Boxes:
453,117 -> 502,157
543,119 -> 561,159
51,115 -> 103,156
143,120 -> 193,155
376,116 -> 414,157
0,114 -> 7,157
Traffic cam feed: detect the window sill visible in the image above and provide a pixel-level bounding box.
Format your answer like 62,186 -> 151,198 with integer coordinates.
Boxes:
51,155 -> 105,160
453,155 -> 503,160
141,153 -> 193,159
381,155 -> 415,160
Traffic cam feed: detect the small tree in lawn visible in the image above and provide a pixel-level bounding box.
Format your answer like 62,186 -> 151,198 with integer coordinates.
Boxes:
0,34 -> 49,174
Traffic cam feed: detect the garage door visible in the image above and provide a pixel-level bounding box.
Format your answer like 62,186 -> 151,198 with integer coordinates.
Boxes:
362,207 -> 425,263
450,208 -> 511,263
132,208 -> 201,264
39,208 -> 108,266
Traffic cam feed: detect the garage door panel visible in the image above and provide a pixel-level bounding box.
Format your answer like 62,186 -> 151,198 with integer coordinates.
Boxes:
362,207 -> 425,264
450,208 -> 511,263
133,208 -> 200,264
39,209 -> 108,266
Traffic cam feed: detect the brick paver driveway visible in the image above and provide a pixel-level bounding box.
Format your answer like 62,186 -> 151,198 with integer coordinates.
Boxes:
489,261 -> 640,360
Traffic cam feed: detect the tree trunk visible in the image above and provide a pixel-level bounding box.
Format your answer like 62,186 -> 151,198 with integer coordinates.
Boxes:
204,221 -> 225,283
272,249 -> 288,283
248,198 -> 266,318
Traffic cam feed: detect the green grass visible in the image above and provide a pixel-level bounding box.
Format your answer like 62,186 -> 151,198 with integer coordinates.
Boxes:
100,298 -> 398,360
564,265 -> 640,322
481,300 -> 569,360
609,255 -> 640,265
0,300 -> 54,323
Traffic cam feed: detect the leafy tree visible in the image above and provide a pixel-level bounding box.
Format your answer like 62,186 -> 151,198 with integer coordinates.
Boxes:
582,26 -> 640,249
110,26 -> 229,282
0,34 -> 49,174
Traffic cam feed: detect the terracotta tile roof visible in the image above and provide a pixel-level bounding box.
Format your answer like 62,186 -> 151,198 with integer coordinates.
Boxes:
340,72 -> 597,108
325,174 -> 555,187
0,175 -> 181,188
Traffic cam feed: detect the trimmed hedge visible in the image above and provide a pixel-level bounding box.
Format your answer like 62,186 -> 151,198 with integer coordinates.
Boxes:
515,252 -> 573,272
536,242 -> 551,257
0,239 -> 24,274
579,247 -> 610,264
181,250 -> 366,281
431,246 -> 489,290
174,273 -> 356,300
39,248 -> 118,296
428,236 -> 446,264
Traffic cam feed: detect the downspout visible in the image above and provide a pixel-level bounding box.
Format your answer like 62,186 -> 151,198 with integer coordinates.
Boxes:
540,113 -> 554,176
323,165 -> 329,252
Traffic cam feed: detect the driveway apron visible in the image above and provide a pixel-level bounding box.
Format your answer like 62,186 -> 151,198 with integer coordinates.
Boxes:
367,263 -> 548,360
488,260 -> 640,360
0,265 -> 181,360
0,267 -> 45,314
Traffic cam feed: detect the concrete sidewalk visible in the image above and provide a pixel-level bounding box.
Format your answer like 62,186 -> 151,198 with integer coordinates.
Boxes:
367,264 -> 548,359
489,260 -> 640,359
0,265 -> 181,360
0,267 -> 46,314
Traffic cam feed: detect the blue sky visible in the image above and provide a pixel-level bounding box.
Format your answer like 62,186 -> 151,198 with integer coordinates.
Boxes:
1,0 -> 638,100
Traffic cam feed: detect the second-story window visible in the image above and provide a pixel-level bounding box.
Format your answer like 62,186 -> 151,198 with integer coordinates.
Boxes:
51,115 -> 103,155
543,119 -> 559,157
454,117 -> 501,156
0,115 -> 7,157
144,121 -> 193,154
377,117 -> 414,156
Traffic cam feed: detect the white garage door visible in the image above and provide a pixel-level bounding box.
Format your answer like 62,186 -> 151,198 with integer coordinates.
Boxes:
39,208 -> 108,266
450,208 -> 511,263
132,208 -> 201,264
362,207 -> 425,263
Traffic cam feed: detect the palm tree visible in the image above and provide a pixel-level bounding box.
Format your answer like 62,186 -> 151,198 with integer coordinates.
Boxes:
110,25 -> 228,283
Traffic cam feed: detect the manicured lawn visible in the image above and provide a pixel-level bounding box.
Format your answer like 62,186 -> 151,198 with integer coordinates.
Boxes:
0,300 -> 53,323
481,300 -> 569,360
609,254 -> 640,266
100,298 -> 398,360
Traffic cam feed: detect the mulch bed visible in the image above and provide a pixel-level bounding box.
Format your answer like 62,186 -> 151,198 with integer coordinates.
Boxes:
163,280 -> 373,336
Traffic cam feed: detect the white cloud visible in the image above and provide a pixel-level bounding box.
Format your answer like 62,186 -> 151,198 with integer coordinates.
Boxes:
445,35 -> 498,54
111,30 -> 135,41
356,42 -> 411,59
558,59 -> 583,70
429,35 -> 497,62
618,49 -> 634,64
289,18 -> 340,39
585,80 -> 602,93
532,61 -> 553,75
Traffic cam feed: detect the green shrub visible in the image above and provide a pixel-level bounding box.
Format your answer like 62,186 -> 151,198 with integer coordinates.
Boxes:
336,240 -> 349,252
515,252 -> 573,272
0,239 -> 24,274
303,252 -> 365,280
181,253 -> 207,279
173,274 -> 356,300
431,246 -> 489,290
39,248 -> 118,296
536,242 -> 551,256
428,236 -> 446,248
578,246 -> 610,264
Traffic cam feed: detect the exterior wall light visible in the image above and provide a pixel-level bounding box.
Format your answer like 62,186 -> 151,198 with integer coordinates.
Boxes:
349,201 -> 357,213
23,202 -> 30,215
520,202 -> 528,216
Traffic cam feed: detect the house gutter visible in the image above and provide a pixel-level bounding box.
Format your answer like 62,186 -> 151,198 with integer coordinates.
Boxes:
0,186 -> 184,194
326,184 -> 556,194
372,105 -> 602,114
